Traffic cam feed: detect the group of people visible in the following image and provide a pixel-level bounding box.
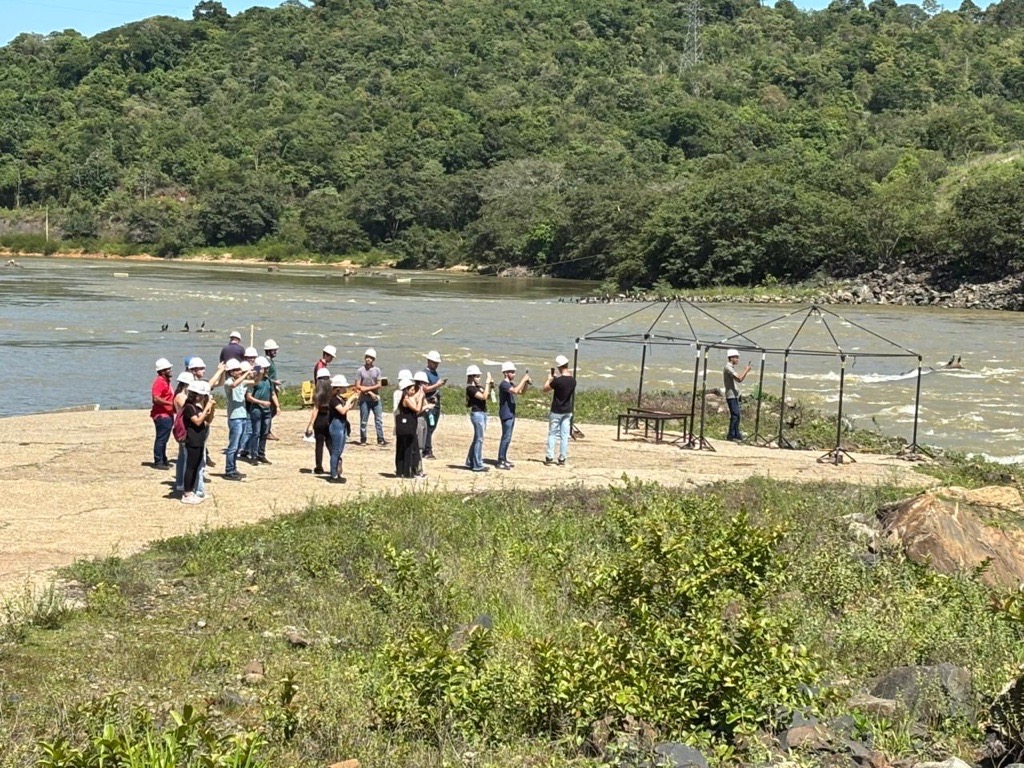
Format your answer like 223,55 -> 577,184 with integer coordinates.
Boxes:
149,334 -> 579,499
149,331 -> 282,504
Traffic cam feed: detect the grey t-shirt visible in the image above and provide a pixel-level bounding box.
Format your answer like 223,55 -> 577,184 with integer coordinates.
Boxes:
356,365 -> 382,402
723,363 -> 741,400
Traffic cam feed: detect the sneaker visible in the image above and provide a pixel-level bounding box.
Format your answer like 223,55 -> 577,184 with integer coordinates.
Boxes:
329,475 -> 347,483
180,494 -> 201,505
472,467 -> 490,473
422,451 -> 435,459
359,439 -> 367,445
544,457 -> 554,466
557,457 -> 566,466
378,439 -> 388,446
206,456 -> 216,468
497,461 -> 512,470
267,433 -> 279,441
313,467 -> 326,474
224,472 -> 244,481
257,456 -> 272,465
154,461 -> 171,470
415,471 -> 428,478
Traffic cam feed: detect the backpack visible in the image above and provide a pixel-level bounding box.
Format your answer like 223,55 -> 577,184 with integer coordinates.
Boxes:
172,408 -> 187,443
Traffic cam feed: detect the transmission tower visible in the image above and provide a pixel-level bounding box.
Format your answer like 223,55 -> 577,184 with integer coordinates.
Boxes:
681,0 -> 704,69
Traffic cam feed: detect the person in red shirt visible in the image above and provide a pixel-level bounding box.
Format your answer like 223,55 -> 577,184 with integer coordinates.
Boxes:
150,358 -> 175,469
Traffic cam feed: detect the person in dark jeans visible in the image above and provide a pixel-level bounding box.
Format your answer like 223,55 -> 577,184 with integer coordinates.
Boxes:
150,358 -> 175,469
304,369 -> 333,473
181,381 -> 214,505
723,348 -> 752,442
245,359 -> 278,464
497,361 -> 530,470
421,350 -> 447,458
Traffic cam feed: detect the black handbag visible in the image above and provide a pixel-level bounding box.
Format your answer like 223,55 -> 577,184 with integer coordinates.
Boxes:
395,413 -> 417,436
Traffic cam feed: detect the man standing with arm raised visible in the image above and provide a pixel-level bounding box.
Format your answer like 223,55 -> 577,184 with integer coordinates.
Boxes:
421,350 -> 447,459
723,348 -> 752,442
543,354 -> 576,466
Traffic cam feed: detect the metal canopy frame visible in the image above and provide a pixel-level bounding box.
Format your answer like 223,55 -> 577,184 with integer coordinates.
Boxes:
573,301 -> 927,463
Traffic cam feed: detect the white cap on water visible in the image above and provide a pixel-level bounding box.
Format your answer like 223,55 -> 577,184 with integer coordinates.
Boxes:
155,357 -> 172,371
501,361 -> 516,372
727,348 -> 740,358
554,355 -> 569,367
364,348 -> 377,359
264,339 -> 279,350
322,345 -> 337,357
425,350 -> 441,363
316,368 -> 331,379
466,365 -> 482,377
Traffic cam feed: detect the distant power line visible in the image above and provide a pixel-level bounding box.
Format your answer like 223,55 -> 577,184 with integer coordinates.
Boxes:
681,0 -> 704,69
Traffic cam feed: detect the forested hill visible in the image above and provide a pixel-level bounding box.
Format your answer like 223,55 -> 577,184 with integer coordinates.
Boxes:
4,0 -> 1024,287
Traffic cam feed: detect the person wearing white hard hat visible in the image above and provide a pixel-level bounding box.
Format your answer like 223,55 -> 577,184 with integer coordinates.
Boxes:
314,345 -> 336,381
356,348 -> 387,446
184,355 -> 220,478
263,339 -> 282,441
223,358 -> 255,480
150,358 -> 175,469
421,351 -> 447,459
172,371 -> 195,493
464,364 -> 494,472
219,331 -> 245,364
244,358 -> 278,465
543,354 -> 577,466
394,377 -> 422,478
305,368 -> 334,474
410,371 -> 435,474
327,374 -> 357,482
392,369 -> 413,414
181,380 -> 214,504
723,349 -> 752,442
496,362 -> 531,470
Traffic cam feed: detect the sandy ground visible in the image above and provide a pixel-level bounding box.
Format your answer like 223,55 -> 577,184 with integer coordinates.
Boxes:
0,409 -> 931,598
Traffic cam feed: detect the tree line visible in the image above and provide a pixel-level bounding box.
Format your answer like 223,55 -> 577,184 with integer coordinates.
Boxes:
3,0 -> 1024,287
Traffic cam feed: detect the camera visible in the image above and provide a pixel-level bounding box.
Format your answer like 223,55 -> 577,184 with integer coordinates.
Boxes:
381,376 -> 390,386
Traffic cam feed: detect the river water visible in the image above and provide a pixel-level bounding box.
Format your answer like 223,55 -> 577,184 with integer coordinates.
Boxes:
1,257 -> 1019,458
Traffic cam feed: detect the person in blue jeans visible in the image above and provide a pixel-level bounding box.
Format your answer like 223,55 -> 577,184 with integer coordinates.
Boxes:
421,351 -> 447,458
327,374 -> 356,482
723,348 -> 751,442
544,354 -> 577,466
464,365 -> 493,472
150,358 -> 175,469
497,361 -> 531,470
245,358 -> 278,464
356,348 -> 387,445
223,359 -> 254,480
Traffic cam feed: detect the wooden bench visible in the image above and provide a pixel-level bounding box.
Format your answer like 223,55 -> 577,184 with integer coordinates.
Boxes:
616,407 -> 691,444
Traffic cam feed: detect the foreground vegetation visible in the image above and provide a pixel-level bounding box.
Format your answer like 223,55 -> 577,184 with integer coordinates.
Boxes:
2,478 -> 1023,767
6,0 -> 1024,286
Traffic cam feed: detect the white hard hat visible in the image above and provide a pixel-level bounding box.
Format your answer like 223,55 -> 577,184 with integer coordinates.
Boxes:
225,359 -> 241,372
501,361 -> 516,373
176,371 -> 195,384
397,369 -> 412,380
254,356 -> 270,368
364,348 -> 377,359
425,350 -> 441,363
229,331 -> 242,340
398,377 -> 415,390
155,357 -> 172,371
316,368 -> 331,379
554,355 -> 569,368
331,374 -> 349,388
244,346 -> 258,358
188,380 -> 210,395
322,345 -> 337,357
263,339 -> 279,350
240,361 -> 253,372
727,348 -> 740,358
466,365 -> 482,377
188,356 -> 206,369
413,371 -> 429,383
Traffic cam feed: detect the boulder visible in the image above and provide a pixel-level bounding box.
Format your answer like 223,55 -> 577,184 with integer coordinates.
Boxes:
780,724 -> 833,752
878,486 -> 1024,589
871,664 -> 972,722
913,758 -> 972,768
847,693 -> 898,718
653,742 -> 710,768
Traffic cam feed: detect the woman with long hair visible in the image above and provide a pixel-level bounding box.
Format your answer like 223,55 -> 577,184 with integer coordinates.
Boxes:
394,377 -> 420,478
182,380 -> 214,504
464,365 -> 493,472
327,374 -> 357,483
304,369 -> 333,474
173,371 -> 194,494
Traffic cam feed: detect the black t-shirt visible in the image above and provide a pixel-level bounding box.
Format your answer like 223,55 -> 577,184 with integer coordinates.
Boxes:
183,402 -> 209,448
466,384 -> 487,412
549,375 -> 576,414
328,394 -> 349,424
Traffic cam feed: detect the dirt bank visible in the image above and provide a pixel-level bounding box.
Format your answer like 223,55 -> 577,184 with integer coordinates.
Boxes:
0,409 -> 933,597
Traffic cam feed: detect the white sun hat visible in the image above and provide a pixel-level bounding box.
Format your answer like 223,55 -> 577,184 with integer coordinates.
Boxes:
413,371 -> 429,383
727,348 -> 740,358
466,364 -> 482,377
229,331 -> 242,340
244,346 -> 258,358
239,361 -> 253,373
263,339 -> 279,350
398,377 -> 415,389
188,380 -> 210,395
501,361 -> 516,372
176,371 -> 195,384
316,368 -> 332,379
554,355 -> 569,367
425,350 -> 441,363
364,348 -> 377,359
255,356 -> 270,368
225,359 -> 242,372
188,356 -> 206,369
331,374 -> 349,388
397,368 -> 412,380
155,357 -> 172,371
322,344 -> 337,357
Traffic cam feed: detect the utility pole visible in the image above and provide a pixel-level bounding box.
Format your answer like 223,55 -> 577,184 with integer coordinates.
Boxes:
681,0 -> 704,69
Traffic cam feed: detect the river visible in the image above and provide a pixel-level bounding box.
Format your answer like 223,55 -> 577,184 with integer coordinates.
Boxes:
1,257 -> 1019,459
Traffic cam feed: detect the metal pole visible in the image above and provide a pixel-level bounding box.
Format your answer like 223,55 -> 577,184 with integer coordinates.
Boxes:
777,350 -> 790,448
637,336 -> 649,408
911,356 -> 922,449
688,344 -> 701,443
698,347 -> 710,445
834,354 -> 847,462
751,351 -> 766,443
570,339 -> 580,438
